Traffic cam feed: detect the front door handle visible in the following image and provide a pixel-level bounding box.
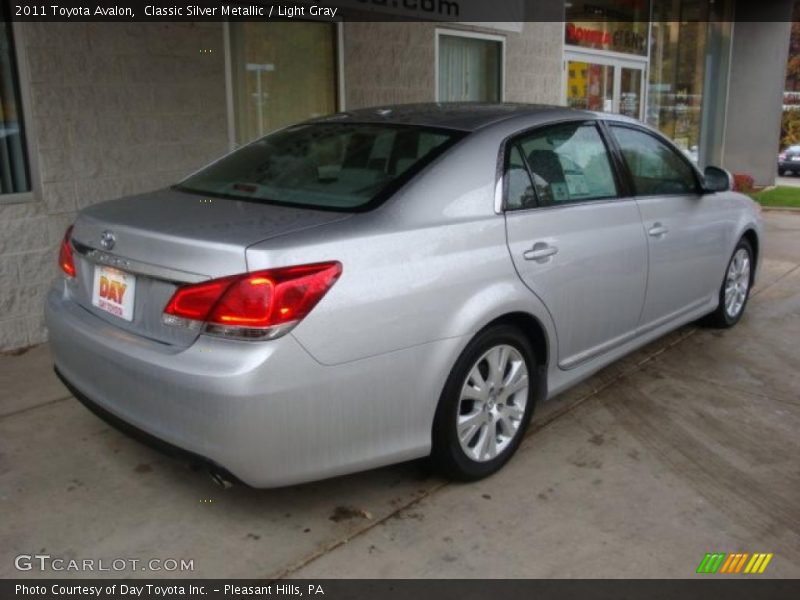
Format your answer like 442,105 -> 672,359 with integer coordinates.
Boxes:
648,223 -> 669,237
523,242 -> 558,262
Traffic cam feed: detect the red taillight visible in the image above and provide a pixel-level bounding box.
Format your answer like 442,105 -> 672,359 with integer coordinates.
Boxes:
163,262 -> 342,340
163,277 -> 237,321
59,225 -> 76,278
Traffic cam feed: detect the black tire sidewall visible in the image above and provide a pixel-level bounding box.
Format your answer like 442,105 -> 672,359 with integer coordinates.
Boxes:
432,325 -> 537,481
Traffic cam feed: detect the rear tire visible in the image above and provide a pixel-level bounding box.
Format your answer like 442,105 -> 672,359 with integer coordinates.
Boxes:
778,168 -> 786,176
430,325 -> 537,481
702,238 -> 754,328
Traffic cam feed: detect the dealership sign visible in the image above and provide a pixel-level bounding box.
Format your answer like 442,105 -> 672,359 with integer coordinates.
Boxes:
566,22 -> 648,55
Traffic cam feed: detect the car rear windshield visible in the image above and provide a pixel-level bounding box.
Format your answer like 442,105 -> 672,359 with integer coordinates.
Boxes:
176,122 -> 465,211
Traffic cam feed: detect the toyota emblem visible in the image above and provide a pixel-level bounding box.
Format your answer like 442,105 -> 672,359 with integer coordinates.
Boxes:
100,230 -> 116,251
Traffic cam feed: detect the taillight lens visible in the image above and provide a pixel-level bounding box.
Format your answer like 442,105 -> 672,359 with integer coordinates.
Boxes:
163,262 -> 342,340
59,225 -> 76,278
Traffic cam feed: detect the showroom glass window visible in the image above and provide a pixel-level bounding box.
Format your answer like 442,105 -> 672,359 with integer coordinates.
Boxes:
229,22 -> 338,144
0,12 -> 31,199
437,32 -> 503,102
563,2 -> 649,120
648,0 -> 711,163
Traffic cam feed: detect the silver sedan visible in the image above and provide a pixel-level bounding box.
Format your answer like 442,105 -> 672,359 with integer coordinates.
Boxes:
45,104 -> 763,487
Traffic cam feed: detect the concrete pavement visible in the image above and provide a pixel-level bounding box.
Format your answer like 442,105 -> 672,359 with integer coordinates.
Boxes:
1,213 -> 798,579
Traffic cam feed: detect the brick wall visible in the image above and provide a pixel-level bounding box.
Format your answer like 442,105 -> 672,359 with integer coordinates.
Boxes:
0,22 -> 229,351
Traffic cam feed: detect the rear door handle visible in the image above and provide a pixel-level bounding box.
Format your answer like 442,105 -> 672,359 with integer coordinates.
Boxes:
648,223 -> 669,237
523,243 -> 558,262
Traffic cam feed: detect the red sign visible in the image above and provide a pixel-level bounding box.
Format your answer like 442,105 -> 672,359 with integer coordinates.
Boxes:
566,23 -> 611,46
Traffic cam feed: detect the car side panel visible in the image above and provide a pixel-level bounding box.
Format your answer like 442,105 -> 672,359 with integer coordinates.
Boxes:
246,129 -> 560,368
506,200 -> 648,370
635,192 -> 734,328
247,214 -> 557,368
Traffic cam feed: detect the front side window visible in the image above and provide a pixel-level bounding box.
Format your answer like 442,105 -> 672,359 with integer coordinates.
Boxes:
0,14 -> 31,198
516,122 -> 618,206
437,33 -> 502,102
177,123 -> 464,211
610,125 -> 699,196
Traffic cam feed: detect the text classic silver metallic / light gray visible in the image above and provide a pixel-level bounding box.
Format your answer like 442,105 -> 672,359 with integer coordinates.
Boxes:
45,104 -> 763,487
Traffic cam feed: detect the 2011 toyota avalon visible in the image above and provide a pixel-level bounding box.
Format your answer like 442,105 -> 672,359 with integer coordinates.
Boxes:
46,104 -> 763,487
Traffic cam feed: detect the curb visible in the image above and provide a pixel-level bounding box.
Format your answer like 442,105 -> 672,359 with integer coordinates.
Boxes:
761,206 -> 800,213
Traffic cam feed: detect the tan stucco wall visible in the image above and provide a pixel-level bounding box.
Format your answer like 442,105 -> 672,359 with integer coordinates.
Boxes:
342,22 -> 564,109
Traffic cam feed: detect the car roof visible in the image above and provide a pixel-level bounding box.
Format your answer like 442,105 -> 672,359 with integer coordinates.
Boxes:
310,102 -> 632,132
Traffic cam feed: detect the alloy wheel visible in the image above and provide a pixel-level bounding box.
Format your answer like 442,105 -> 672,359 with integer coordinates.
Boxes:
456,344 -> 529,462
724,248 -> 751,319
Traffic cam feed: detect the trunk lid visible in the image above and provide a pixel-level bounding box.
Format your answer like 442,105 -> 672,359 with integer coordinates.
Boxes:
68,187 -> 350,346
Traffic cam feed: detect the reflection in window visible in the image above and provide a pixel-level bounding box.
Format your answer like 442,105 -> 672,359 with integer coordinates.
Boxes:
0,14 -> 31,196
438,34 -> 502,102
611,126 -> 698,196
518,123 -> 617,205
230,22 -> 337,144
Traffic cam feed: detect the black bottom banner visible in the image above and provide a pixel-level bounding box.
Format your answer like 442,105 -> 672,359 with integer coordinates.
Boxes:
3,579 -> 800,600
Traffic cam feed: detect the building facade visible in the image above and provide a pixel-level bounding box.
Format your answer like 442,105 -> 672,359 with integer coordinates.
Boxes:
0,0 -> 794,350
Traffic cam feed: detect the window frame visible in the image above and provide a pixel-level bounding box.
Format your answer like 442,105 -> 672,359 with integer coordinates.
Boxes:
499,119 -> 628,213
435,28 -> 506,103
0,21 -> 37,205
601,120 -> 705,199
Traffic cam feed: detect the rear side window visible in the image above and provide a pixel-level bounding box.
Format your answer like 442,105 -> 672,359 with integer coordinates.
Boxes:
609,125 -> 699,196
515,122 -> 618,206
177,123 -> 464,211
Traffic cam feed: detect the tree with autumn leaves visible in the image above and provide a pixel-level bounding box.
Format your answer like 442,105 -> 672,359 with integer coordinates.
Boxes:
782,20 -> 800,148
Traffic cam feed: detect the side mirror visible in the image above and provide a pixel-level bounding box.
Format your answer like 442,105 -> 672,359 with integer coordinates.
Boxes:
703,166 -> 734,193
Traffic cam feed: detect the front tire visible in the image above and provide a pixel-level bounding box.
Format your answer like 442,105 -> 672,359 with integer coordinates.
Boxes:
703,238 -> 754,328
431,325 -> 537,481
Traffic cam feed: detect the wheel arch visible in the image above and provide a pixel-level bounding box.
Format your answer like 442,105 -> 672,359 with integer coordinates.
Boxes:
480,311 -> 550,371
474,311 -> 551,407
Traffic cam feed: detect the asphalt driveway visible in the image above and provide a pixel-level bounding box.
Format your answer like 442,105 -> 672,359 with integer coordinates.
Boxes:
1,212 -> 798,579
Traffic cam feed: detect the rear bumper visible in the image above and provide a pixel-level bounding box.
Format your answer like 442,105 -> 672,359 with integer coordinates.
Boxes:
54,366 -> 242,485
45,283 -> 460,487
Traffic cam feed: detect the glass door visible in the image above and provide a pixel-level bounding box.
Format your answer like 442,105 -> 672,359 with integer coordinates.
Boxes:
565,54 -> 645,120
619,67 -> 644,118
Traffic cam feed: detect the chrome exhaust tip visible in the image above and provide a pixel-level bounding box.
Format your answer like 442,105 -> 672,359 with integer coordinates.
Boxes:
208,469 -> 234,489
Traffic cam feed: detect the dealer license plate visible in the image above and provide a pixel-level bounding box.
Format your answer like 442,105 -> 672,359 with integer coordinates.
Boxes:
91,265 -> 136,322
